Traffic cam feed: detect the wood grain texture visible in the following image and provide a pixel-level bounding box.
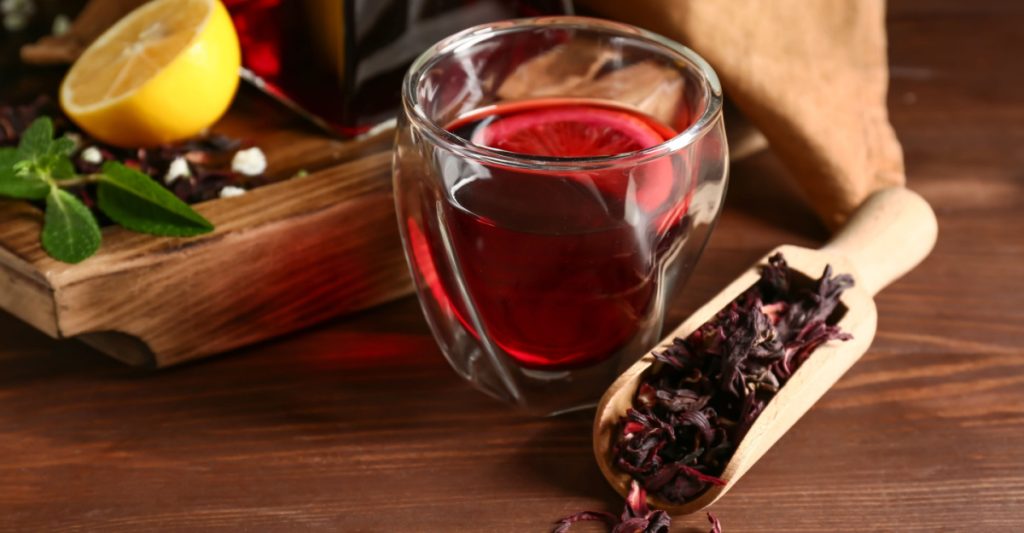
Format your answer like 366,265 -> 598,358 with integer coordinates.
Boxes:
2,1 -> 1023,531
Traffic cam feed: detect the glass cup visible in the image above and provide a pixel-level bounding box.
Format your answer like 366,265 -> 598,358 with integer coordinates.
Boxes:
393,17 -> 728,414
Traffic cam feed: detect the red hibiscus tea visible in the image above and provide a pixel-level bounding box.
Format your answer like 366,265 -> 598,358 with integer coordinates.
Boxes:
394,17 -> 728,412
405,98 -> 693,370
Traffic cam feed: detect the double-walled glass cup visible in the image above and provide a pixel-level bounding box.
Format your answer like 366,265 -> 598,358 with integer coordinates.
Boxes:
394,17 -> 728,414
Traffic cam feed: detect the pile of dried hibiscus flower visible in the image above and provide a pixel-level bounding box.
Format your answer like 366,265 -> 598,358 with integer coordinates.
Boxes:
556,253 -> 853,532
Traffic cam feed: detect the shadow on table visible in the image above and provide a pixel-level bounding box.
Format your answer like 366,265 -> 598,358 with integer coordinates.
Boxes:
0,297 -> 474,443
511,409 -> 615,497
725,149 -> 829,244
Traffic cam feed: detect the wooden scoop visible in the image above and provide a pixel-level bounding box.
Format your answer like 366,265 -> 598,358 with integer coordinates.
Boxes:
593,186 -> 938,513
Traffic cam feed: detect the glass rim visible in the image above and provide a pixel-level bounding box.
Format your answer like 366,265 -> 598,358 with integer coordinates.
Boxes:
401,16 -> 724,171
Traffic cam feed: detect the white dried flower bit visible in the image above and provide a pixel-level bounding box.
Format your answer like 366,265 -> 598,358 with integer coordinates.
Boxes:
51,13 -> 70,36
80,146 -> 103,165
1,0 -> 34,31
231,147 -> 267,176
0,0 -> 27,13
219,185 -> 246,199
164,156 -> 191,185
2,12 -> 26,31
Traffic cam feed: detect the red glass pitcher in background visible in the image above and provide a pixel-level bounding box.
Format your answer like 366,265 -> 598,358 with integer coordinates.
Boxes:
223,0 -> 573,136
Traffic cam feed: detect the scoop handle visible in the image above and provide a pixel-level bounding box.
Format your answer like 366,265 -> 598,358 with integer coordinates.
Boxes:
820,187 -> 937,296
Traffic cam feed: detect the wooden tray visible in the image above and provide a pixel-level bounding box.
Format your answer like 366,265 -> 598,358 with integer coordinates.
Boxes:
0,67 -> 766,369
0,89 -> 413,367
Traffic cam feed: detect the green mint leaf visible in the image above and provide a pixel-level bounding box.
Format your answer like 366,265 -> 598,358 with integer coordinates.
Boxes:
42,187 -> 101,263
12,159 -> 32,175
49,137 -> 78,181
97,161 -> 214,237
17,117 -> 54,158
0,148 -> 49,200
0,147 -> 15,172
51,157 -> 76,180
50,136 -> 76,157
13,117 -> 76,183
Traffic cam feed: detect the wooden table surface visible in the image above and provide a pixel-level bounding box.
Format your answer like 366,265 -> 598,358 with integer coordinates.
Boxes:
3,1 -> 1023,531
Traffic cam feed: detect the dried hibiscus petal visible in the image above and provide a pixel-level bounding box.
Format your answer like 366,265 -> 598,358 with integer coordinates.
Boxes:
552,482 -> 671,531
611,253 -> 853,504
1,96 -> 273,211
707,512 -> 723,533
554,481 -> 720,533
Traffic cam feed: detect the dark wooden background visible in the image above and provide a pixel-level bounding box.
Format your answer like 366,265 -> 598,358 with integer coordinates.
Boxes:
2,0 -> 1023,530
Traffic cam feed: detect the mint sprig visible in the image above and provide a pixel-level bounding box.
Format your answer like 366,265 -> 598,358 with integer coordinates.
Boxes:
0,117 -> 215,264
14,117 -> 76,182
0,147 -> 49,199
43,187 -> 102,263
98,161 -> 214,236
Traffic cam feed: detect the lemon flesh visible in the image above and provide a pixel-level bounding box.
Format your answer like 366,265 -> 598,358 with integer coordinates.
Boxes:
60,0 -> 240,147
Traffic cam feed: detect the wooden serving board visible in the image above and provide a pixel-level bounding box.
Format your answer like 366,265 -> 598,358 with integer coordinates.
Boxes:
0,88 -> 413,367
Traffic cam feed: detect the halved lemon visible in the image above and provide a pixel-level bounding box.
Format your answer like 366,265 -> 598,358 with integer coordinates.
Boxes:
60,0 -> 240,147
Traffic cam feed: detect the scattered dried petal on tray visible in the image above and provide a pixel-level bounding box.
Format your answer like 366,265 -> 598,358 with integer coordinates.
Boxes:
1,96 -> 275,208
0,96 -> 57,145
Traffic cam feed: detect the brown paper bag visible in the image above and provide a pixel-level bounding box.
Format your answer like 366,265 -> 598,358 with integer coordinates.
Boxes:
581,0 -> 905,228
